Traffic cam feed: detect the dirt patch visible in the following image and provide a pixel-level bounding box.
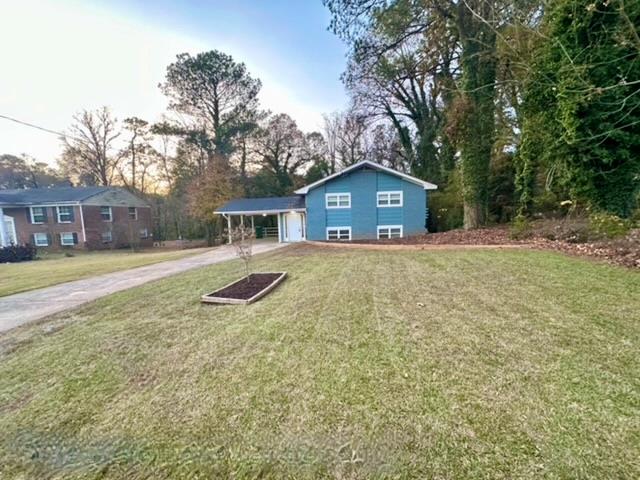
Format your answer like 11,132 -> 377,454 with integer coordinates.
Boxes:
527,232 -> 640,269
206,273 -> 283,301
353,226 -> 521,245
318,226 -> 640,269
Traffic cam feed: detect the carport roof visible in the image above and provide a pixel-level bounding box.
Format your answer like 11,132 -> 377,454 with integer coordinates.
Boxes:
215,196 -> 305,215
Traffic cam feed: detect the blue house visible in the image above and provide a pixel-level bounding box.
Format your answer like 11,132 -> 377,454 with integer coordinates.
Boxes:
215,160 -> 437,242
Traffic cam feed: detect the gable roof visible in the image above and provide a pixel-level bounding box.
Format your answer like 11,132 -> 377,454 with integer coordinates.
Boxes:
0,186 -> 128,206
294,160 -> 438,195
214,196 -> 305,215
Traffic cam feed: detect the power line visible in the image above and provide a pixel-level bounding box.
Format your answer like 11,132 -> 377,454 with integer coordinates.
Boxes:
0,113 -> 81,143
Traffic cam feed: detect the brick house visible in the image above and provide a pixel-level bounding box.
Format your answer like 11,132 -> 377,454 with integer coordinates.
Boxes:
0,187 -> 153,250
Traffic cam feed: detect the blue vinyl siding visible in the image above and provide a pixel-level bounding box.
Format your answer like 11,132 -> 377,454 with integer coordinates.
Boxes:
377,173 -> 403,191
324,176 -> 351,193
326,209 -> 351,227
377,207 -> 402,225
350,169 -> 377,239
402,181 -> 426,234
304,167 -> 427,240
305,187 -> 328,240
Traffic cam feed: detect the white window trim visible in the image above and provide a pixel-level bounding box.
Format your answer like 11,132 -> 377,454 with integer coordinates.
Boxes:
325,192 -> 351,209
101,231 -> 113,243
128,207 -> 138,220
139,228 -> 149,239
56,206 -> 73,223
100,206 -> 113,222
33,232 -> 48,247
377,191 -> 403,208
377,225 -> 403,239
30,207 -> 45,224
326,226 -> 352,241
60,232 -> 75,246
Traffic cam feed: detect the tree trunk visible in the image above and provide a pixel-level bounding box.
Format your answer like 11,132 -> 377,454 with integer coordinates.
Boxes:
457,0 -> 497,229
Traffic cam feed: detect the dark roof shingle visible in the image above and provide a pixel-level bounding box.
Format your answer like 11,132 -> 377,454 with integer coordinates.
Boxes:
0,186 -> 111,205
215,196 -> 305,213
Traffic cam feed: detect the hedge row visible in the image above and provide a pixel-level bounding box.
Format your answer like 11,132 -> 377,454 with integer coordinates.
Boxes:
0,244 -> 37,263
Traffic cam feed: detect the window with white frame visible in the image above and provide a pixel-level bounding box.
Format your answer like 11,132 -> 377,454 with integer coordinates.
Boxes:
139,228 -> 149,239
128,207 -> 137,220
60,232 -> 75,246
30,207 -> 46,224
377,191 -> 403,207
325,193 -> 351,209
33,233 -> 48,247
57,206 -> 74,223
377,225 -> 403,239
101,231 -> 112,243
326,227 -> 351,241
100,206 -> 112,221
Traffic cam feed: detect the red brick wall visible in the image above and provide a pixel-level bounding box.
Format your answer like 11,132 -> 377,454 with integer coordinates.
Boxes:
3,205 -> 153,250
5,205 -> 84,249
82,206 -> 153,250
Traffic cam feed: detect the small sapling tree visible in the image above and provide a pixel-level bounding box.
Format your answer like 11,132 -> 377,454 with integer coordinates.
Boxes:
229,224 -> 255,280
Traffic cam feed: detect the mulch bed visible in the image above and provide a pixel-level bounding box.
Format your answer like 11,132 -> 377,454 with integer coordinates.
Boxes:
210,273 -> 282,300
350,226 -> 640,269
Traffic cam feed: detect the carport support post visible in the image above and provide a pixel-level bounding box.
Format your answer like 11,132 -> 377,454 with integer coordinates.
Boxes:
0,207 -> 7,247
223,214 -> 232,244
251,216 -> 255,231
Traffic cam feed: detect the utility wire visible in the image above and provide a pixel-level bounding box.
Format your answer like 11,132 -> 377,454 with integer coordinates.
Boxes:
0,113 -> 83,143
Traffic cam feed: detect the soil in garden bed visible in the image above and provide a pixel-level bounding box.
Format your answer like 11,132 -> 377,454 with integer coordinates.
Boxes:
210,273 -> 282,300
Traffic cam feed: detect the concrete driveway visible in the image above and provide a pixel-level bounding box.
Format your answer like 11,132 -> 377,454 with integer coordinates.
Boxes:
0,241 -> 287,333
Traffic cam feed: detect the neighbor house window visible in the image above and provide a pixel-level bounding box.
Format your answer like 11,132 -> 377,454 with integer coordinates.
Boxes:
100,206 -> 112,221
30,207 -> 46,224
139,228 -> 149,239
377,225 -> 403,239
377,191 -> 403,207
101,231 -> 112,243
57,206 -> 74,223
128,207 -> 137,220
60,232 -> 76,246
326,227 -> 351,241
325,193 -> 351,209
33,233 -> 49,247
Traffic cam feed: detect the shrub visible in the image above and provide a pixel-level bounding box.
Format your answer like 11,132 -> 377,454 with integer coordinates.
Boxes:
509,215 -> 532,240
588,212 -> 631,240
0,244 -> 37,263
535,217 -> 591,243
428,169 -> 463,232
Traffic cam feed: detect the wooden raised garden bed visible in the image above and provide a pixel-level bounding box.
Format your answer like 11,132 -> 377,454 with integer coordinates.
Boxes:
201,272 -> 287,305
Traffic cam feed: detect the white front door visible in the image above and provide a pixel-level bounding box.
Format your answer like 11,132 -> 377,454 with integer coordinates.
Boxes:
284,213 -> 304,242
4,216 -> 16,245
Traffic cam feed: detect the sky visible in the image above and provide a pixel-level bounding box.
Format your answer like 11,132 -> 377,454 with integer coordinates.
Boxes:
0,0 -> 349,165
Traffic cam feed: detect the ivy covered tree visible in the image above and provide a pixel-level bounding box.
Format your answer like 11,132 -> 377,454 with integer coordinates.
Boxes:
517,0 -> 640,217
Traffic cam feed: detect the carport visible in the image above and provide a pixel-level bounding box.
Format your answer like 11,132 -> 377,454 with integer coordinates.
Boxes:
214,196 -> 306,244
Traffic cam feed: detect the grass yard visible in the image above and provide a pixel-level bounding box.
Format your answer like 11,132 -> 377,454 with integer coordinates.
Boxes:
0,245 -> 638,479
0,248 -> 206,297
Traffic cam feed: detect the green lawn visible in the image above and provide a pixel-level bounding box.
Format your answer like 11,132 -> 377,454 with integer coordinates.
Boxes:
0,245 -> 638,479
0,248 -> 206,297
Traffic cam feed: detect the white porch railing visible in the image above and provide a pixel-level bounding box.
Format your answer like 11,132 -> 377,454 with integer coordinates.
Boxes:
264,226 -> 279,238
